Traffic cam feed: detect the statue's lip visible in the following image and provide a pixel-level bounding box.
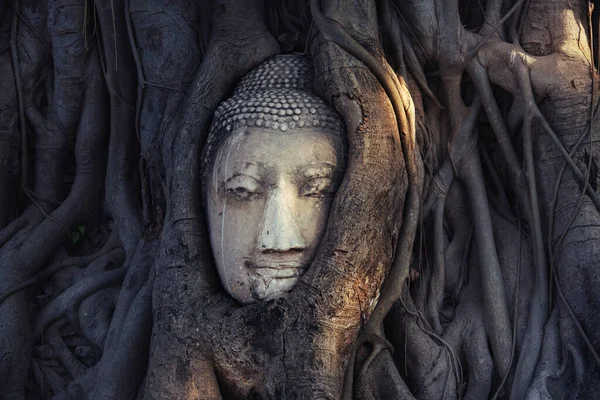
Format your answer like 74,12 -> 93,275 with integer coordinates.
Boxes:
245,260 -> 308,278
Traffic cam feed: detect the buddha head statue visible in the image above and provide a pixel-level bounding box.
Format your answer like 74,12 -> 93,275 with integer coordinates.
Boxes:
202,54 -> 346,304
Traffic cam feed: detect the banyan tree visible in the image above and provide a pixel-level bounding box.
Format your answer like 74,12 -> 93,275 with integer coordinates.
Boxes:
0,0 -> 599,398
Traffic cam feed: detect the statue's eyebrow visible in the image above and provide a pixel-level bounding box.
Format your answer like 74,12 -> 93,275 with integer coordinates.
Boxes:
219,172 -> 264,194
221,161 -> 268,179
225,172 -> 259,181
295,163 -> 336,179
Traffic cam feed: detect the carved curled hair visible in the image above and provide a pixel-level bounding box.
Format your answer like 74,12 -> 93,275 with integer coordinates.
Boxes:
200,54 -> 347,187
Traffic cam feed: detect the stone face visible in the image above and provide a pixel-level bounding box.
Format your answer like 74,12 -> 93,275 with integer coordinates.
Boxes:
202,54 -> 346,303
206,127 -> 345,303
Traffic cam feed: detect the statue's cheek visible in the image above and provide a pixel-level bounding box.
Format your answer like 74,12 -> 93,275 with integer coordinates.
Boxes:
216,202 -> 266,303
296,198 -> 333,249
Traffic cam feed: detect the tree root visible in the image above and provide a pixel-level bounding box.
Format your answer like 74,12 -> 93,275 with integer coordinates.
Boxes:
0,244 -> 122,306
353,349 -> 416,400
310,1 -> 423,393
443,94 -> 513,378
88,240 -> 156,399
50,365 -> 98,400
79,287 -> 120,348
388,292 -> 461,400
356,333 -> 395,385
33,359 -> 67,396
90,272 -> 154,400
45,321 -> 87,379
0,212 -> 27,248
443,255 -> 494,400
510,57 -> 549,400
0,25 -> 108,395
467,60 -> 528,215
101,240 -> 155,355
522,308 -> 563,400
490,216 -> 526,400
34,268 -> 126,340
96,0 -> 143,256
427,199 -> 446,335
145,0 -> 280,396
443,181 -> 471,300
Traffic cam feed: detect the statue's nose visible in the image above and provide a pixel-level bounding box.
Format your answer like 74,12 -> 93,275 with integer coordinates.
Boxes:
258,186 -> 306,253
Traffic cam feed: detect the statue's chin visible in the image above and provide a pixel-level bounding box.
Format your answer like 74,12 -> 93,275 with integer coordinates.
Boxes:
247,273 -> 303,303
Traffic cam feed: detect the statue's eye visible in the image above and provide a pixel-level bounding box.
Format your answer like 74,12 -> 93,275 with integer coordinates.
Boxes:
300,178 -> 335,198
224,176 -> 262,201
